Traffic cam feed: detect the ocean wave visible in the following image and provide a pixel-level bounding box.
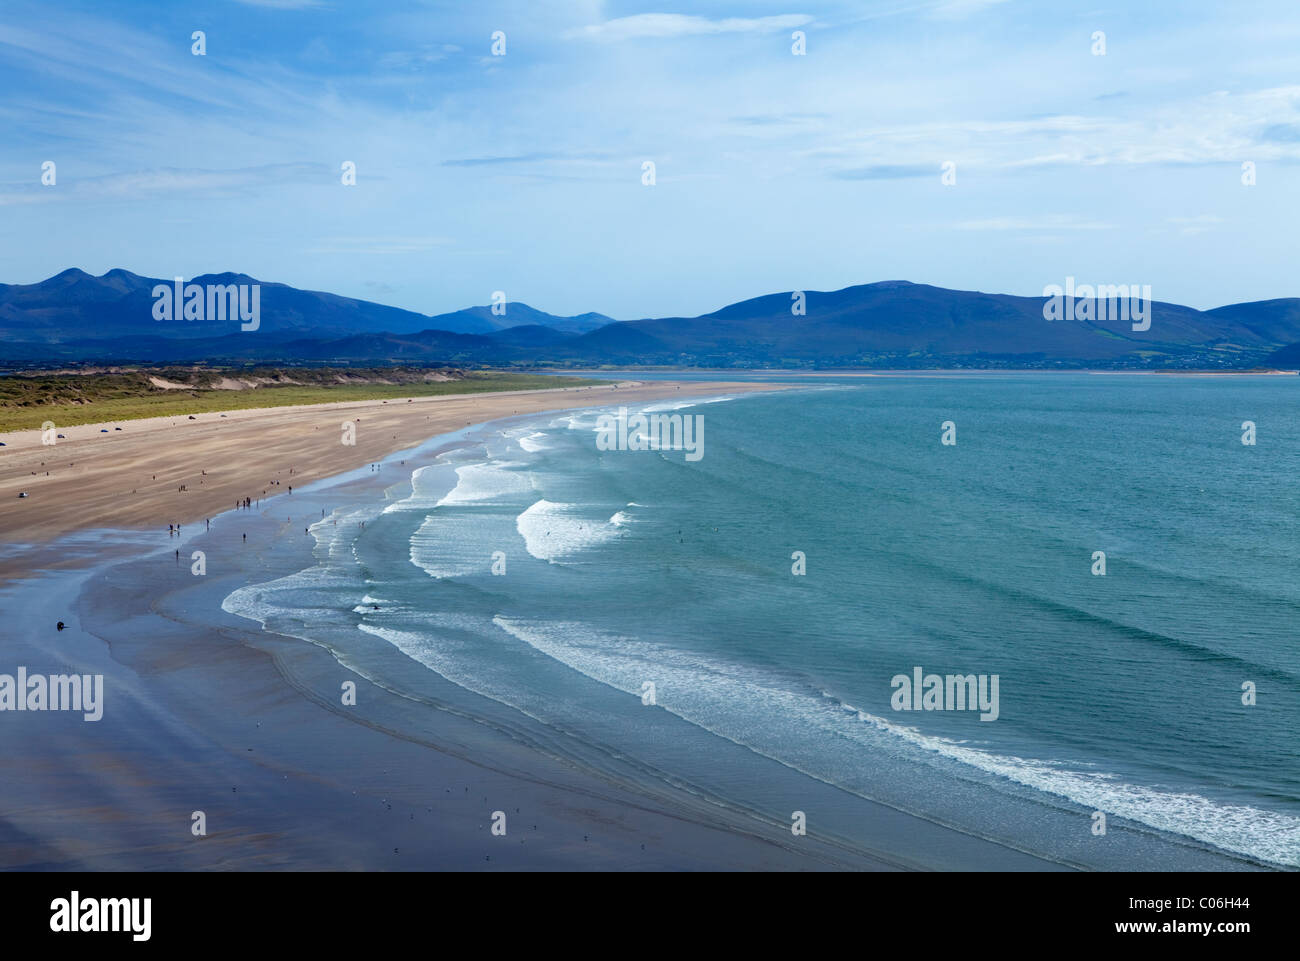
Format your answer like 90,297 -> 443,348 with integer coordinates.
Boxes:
515,499 -> 625,562
516,431 -> 551,453
491,615 -> 1300,868
409,511 -> 517,579
637,396 -> 736,412
435,461 -> 534,507
380,463 -> 456,514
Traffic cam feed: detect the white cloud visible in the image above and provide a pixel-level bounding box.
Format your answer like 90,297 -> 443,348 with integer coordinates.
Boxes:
570,13 -> 812,42
807,86 -> 1300,176
0,164 -> 327,205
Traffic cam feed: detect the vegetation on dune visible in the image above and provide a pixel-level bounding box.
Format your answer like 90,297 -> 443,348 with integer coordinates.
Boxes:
0,367 -> 607,431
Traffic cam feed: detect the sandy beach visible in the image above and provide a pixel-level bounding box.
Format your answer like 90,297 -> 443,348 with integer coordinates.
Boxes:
0,379 -> 1268,871
0,380 -> 765,576
0,379 -> 928,871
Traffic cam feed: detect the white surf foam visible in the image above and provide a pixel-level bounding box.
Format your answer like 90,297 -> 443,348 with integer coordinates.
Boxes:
381,464 -> 457,514
491,615 -> 1300,867
436,461 -> 533,507
515,500 -> 624,562
409,511 -> 517,579
517,431 -> 551,453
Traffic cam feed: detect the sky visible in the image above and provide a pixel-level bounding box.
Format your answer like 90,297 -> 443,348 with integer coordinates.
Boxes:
1,0 -> 1298,319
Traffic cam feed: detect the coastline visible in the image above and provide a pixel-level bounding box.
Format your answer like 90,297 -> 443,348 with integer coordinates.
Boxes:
0,383 -> 916,870
0,380 -> 772,576
0,382 -> 1273,871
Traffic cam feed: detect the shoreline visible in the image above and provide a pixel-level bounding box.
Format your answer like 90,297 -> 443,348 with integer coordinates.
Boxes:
541,368 -> 1300,377
0,380 -> 775,574
0,385 -> 978,871
0,386 -> 1059,871
0,384 -> 1272,871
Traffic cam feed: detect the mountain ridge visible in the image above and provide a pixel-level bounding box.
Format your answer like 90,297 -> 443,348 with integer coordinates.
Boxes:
3,268 -> 1299,371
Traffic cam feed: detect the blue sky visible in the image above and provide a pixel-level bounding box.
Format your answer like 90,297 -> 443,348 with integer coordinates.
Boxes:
1,0 -> 1298,318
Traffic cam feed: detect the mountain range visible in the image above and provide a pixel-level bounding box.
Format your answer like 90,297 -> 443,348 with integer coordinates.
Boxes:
2,268 -> 1299,370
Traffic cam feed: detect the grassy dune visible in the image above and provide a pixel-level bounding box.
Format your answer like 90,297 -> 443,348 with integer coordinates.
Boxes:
0,368 -> 607,432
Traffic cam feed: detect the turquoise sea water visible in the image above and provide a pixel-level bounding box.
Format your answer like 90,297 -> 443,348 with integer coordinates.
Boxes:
224,374 -> 1300,868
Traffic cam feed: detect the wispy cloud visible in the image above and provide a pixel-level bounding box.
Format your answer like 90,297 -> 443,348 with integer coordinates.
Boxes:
441,153 -> 563,167
1168,215 -> 1224,235
1260,123 -> 1300,143
832,163 -> 935,180
440,150 -> 616,168
927,0 -> 1012,20
730,113 -> 829,126
376,45 -> 461,71
231,0 -> 323,9
954,216 -> 1114,231
303,237 -> 455,255
0,163 -> 327,205
2,0 -> 1298,315
569,14 -> 812,42
806,87 -> 1300,178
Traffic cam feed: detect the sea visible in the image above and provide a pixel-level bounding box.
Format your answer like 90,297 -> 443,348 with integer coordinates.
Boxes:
223,372 -> 1300,869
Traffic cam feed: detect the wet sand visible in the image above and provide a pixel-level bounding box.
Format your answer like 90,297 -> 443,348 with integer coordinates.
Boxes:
0,383 -> 1075,871
0,380 -> 769,578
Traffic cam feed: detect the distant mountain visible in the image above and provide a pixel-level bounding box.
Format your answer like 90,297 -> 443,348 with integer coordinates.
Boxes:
1264,341 -> 1300,368
3,271 -> 1299,370
566,281 -> 1300,368
0,268 -> 432,342
0,268 -> 609,343
427,303 -> 612,335
1205,299 -> 1300,344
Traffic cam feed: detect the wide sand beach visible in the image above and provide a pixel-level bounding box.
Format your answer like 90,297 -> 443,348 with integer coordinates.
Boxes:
0,380 -> 758,565
0,379 -> 1099,871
